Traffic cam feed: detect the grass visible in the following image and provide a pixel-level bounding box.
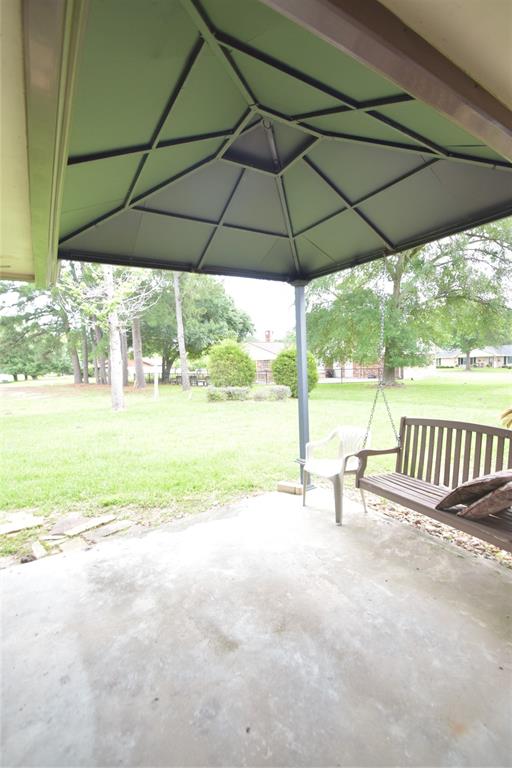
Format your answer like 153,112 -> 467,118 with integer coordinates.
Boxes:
1,370 -> 510,526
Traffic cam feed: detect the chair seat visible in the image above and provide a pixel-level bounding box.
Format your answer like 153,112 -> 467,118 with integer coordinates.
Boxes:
305,455 -> 360,478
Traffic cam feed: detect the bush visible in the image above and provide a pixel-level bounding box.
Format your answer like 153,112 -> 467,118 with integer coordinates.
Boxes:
253,385 -> 291,401
207,386 -> 251,402
208,340 -> 256,387
272,348 -> 318,398
207,386 -> 228,401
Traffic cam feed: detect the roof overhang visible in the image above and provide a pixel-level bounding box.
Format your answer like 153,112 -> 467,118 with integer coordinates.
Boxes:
2,0 -> 511,286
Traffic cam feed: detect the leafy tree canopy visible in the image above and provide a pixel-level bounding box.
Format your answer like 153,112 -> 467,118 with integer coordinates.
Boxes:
141,273 -> 254,376
307,220 -> 512,383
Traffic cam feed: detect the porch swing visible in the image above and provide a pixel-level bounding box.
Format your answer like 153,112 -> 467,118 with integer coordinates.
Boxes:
302,260 -> 400,524
302,262 -> 512,553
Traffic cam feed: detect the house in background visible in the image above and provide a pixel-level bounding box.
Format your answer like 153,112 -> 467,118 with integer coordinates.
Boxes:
245,331 -> 285,384
435,345 -> 512,368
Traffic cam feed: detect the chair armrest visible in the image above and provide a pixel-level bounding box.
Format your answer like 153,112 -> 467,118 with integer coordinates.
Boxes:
305,429 -> 338,459
354,447 -> 400,487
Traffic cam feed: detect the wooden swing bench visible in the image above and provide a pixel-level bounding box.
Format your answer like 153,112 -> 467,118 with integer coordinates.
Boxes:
355,417 -> 512,552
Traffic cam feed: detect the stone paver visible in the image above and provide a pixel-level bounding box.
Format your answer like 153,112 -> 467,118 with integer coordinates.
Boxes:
49,514 -> 116,537
58,538 -> 90,554
64,515 -> 116,537
31,542 -> 47,559
83,520 -> 133,543
49,515 -> 88,535
0,516 -> 43,536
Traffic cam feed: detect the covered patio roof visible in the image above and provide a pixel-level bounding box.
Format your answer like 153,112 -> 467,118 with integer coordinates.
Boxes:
2,0 -> 512,286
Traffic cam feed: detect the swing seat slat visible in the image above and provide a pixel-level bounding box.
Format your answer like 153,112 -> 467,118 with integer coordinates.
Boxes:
355,417 -> 512,552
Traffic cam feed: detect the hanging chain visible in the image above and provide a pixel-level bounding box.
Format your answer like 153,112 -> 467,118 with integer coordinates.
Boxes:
362,260 -> 401,449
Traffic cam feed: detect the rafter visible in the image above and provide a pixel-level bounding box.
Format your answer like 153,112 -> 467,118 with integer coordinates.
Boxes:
294,159 -> 439,237
133,205 -> 288,239
220,157 -> 276,176
67,130 -> 233,166
293,206 -> 347,238
60,153 -> 218,244
59,109 -> 254,246
290,94 -> 415,122
278,137 -> 321,175
123,36 -> 205,207
58,248 -> 294,282
216,31 -> 357,109
302,156 -> 394,248
214,30 -> 512,172
195,168 -> 246,270
261,121 -> 301,274
180,0 -> 255,106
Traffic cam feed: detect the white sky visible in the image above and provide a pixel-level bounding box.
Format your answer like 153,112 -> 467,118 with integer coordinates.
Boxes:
222,276 -> 295,340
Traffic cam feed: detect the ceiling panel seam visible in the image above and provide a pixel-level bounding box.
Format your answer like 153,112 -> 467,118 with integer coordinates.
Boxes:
195,168 -> 246,270
212,28 -> 512,171
262,120 -> 301,274
180,0 -> 256,107
123,36 -> 205,208
303,157 -> 394,249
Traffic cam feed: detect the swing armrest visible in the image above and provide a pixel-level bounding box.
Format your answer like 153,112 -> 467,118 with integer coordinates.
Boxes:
354,447 -> 400,487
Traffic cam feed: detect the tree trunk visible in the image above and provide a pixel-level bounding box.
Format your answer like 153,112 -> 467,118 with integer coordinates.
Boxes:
132,317 -> 146,388
13,373 -> 18,382
104,265 -> 124,411
93,356 -> 100,384
70,344 -> 82,384
82,328 -> 89,384
383,362 -> 396,386
120,329 -> 129,387
465,351 -> 471,371
94,325 -> 107,384
161,352 -> 169,383
173,272 -> 190,391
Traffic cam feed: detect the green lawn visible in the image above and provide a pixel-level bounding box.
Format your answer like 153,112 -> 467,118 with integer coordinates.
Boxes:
1,370 -> 510,521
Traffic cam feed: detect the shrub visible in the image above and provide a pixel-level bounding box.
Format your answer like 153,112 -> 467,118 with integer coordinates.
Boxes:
207,386 -> 251,402
253,385 -> 291,401
272,348 -> 318,398
208,340 -> 256,387
207,386 -> 228,402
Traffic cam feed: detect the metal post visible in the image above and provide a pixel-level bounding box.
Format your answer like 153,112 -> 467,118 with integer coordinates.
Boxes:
294,283 -> 310,482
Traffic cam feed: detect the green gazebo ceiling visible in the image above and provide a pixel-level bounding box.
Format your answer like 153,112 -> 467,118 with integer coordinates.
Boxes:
58,0 -> 512,282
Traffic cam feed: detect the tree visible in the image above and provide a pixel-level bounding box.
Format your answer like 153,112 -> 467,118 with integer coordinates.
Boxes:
440,301 -> 511,370
208,340 -> 256,387
131,316 -> 145,389
0,314 -> 70,380
141,274 -> 253,380
307,221 -> 512,385
272,348 -> 318,397
57,263 -> 162,409
173,272 -> 190,391
102,265 -> 124,410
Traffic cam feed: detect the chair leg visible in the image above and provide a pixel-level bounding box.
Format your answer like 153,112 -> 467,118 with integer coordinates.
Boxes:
302,470 -> 308,507
332,474 -> 343,525
360,488 -> 368,514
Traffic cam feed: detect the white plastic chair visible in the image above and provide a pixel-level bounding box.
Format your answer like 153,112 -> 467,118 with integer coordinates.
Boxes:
302,426 -> 369,525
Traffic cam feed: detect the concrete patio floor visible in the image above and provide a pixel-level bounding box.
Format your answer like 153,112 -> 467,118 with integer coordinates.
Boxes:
2,490 -> 511,767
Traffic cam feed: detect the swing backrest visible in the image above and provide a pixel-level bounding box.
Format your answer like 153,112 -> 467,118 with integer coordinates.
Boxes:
396,417 -> 512,488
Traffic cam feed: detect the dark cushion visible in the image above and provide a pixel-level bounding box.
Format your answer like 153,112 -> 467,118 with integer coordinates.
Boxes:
458,481 -> 512,519
436,469 -> 512,511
